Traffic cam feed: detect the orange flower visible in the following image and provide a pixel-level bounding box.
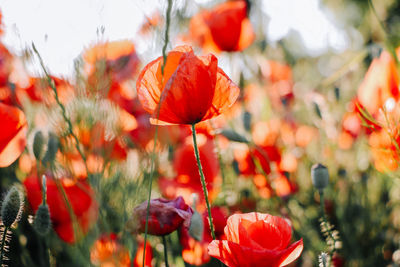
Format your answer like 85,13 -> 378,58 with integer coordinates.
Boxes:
208,212 -> 303,267
134,241 -> 153,267
357,51 -> 399,116
90,233 -> 131,267
136,45 -> 239,125
0,43 -> 12,89
189,1 -> 255,52
84,40 -> 140,85
0,102 -> 27,167
24,174 -> 98,243
16,76 -> 75,105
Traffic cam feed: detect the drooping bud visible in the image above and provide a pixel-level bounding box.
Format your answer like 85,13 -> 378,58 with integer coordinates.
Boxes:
313,102 -> 322,119
33,204 -> 51,236
33,131 -> 45,160
42,133 -> 59,165
1,186 -> 24,227
188,193 -> 203,241
219,129 -> 249,143
242,111 -> 252,132
311,164 -> 329,191
189,211 -> 204,241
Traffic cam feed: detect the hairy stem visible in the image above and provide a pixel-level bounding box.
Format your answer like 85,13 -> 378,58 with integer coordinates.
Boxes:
191,124 -> 216,240
142,0 -> 173,265
0,226 -> 9,265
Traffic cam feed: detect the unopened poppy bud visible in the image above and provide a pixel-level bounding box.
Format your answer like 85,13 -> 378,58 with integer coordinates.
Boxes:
42,133 -> 59,165
33,131 -> 45,160
219,129 -> 249,143
242,111 -> 252,131
33,204 -> 51,236
313,102 -> 322,119
311,164 -> 329,191
1,186 -> 24,227
189,211 -> 204,241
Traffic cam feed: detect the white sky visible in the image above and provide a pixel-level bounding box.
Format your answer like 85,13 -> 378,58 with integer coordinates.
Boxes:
1,0 -> 349,76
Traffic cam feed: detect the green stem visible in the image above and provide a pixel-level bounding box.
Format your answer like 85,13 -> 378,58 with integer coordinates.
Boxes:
191,124 -> 216,240
0,226 -> 8,265
142,1 -> 173,266
32,44 -> 90,177
368,0 -> 400,64
319,190 -> 337,254
162,236 -> 169,267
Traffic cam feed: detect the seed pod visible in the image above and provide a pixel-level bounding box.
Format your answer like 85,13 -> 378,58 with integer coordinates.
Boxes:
33,204 -> 51,236
1,186 -> 24,227
33,131 -> 45,160
311,164 -> 329,191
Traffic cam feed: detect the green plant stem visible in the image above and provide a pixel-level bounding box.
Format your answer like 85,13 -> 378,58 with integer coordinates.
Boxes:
319,190 -> 337,254
191,124 -> 216,240
142,1 -> 173,266
31,44 -> 90,177
368,0 -> 400,64
0,226 -> 8,265
162,236 -> 169,267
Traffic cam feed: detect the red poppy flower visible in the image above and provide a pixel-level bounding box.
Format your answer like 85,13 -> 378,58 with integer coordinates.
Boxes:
208,212 -> 303,267
136,45 -> 239,125
90,233 -> 131,267
180,207 -> 228,266
128,196 -> 193,236
0,102 -> 27,167
158,134 -> 220,208
84,40 -> 140,85
134,241 -> 153,267
24,174 -> 98,243
0,43 -> 12,89
234,144 -> 281,176
16,76 -> 75,106
189,1 -> 255,52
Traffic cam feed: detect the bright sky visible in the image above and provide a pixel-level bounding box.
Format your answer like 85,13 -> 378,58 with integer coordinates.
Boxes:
1,0 -> 349,76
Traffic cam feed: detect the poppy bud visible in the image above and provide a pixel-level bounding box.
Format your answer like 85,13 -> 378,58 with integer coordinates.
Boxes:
313,102 -> 322,119
42,133 -> 59,165
189,211 -> 204,242
242,111 -> 252,132
33,204 -> 51,236
1,186 -> 23,227
33,131 -> 45,161
127,196 -> 193,236
219,129 -> 249,143
311,164 -> 329,191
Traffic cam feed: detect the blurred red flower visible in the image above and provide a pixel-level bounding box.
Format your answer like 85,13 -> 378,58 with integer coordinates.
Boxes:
208,212 -> 303,267
357,51 -> 399,116
128,196 -> 193,236
158,133 -> 220,209
180,207 -> 228,266
134,241 -> 153,267
84,40 -> 140,86
0,102 -> 27,167
15,76 -> 75,106
136,45 -> 239,125
90,233 -> 131,267
0,43 -> 12,90
24,174 -> 98,243
189,0 -> 255,52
